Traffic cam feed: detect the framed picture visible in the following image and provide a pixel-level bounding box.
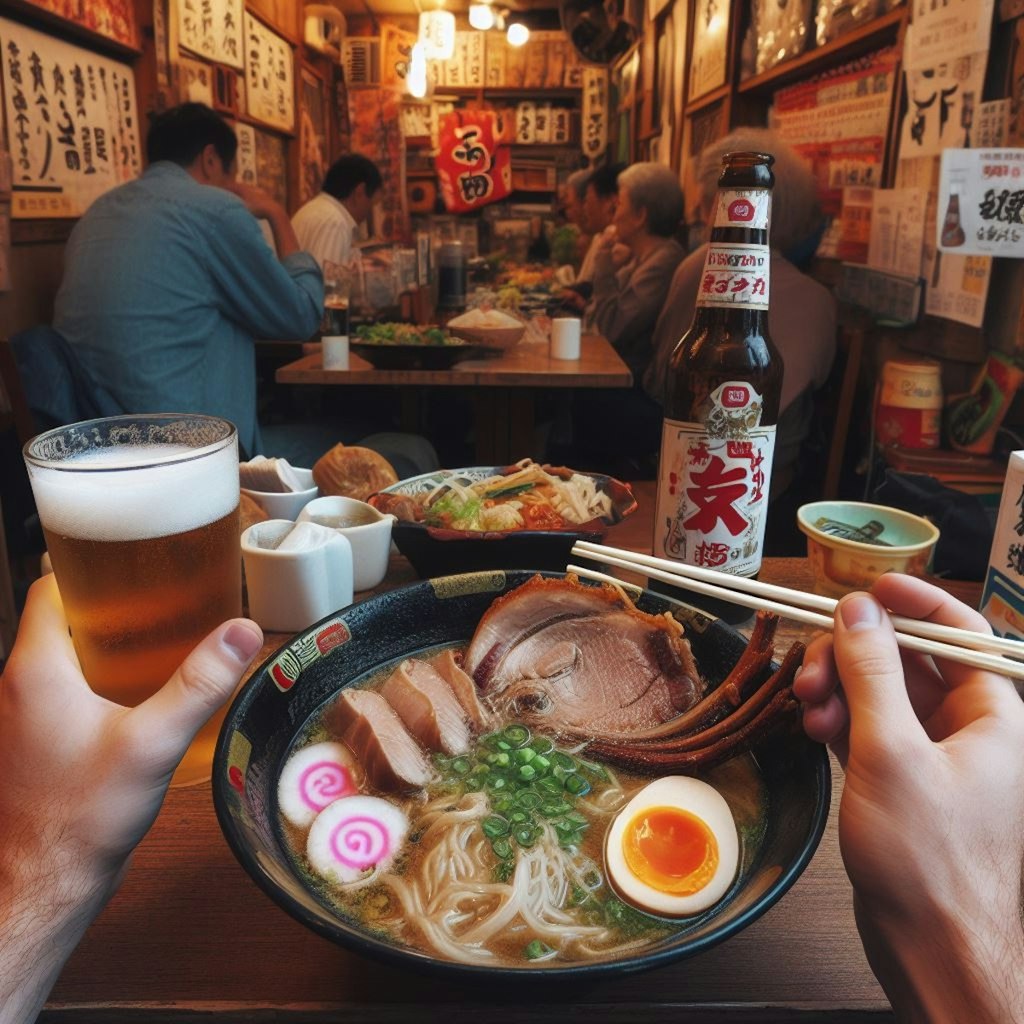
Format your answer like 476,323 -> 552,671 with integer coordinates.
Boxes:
254,126 -> 288,209
298,65 -> 327,207
689,0 -> 729,100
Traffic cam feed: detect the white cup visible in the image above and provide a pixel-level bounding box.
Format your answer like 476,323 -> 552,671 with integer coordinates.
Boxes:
323,335 -> 349,370
551,317 -> 581,360
240,466 -> 318,521
241,520 -> 354,632
297,495 -> 396,591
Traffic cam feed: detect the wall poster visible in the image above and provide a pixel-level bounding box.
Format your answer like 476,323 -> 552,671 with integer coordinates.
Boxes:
175,0 -> 243,69
0,17 -> 141,218
243,12 -> 294,132
253,124 -> 287,208
298,66 -> 327,207
689,0 -> 729,99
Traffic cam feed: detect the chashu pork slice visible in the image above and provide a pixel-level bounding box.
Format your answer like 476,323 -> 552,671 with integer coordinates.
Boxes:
463,574 -> 702,735
381,659 -> 472,755
428,649 -> 490,731
329,689 -> 433,793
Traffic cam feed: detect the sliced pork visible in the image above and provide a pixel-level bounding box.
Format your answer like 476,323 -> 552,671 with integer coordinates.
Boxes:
330,689 -> 433,793
381,659 -> 471,755
464,574 -> 703,736
428,649 -> 490,730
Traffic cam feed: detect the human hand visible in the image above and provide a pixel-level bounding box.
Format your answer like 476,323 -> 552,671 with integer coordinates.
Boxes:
796,574 -> 1024,1022
557,288 -> 587,312
0,575 -> 263,1019
225,180 -> 285,221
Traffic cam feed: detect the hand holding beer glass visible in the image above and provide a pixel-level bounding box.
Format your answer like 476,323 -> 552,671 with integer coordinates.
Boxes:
23,414 -> 242,786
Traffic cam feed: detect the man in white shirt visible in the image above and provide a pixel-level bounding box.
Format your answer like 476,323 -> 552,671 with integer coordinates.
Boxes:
291,154 -> 382,271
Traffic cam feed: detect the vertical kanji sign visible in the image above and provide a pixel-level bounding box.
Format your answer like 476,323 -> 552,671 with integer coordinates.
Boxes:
435,110 -> 511,214
0,17 -> 141,218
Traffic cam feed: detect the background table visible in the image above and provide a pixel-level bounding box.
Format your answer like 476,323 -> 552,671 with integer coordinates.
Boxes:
42,485 -> 906,1023
275,334 -> 631,465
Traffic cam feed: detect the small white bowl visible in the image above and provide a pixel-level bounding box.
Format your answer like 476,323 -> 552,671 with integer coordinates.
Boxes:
241,467 -> 318,521
297,495 -> 396,591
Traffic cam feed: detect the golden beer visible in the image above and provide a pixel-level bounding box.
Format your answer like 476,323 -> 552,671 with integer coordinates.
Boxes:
25,415 -> 242,786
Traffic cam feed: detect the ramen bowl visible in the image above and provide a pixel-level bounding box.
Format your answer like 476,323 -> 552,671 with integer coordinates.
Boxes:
367,465 -> 638,577
797,500 -> 940,598
213,570 -> 830,979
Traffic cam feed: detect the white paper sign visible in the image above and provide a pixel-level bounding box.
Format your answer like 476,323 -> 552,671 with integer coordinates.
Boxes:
176,0 -> 244,70
0,17 -> 141,218
243,13 -> 294,132
937,147 -> 1024,256
235,123 -> 257,185
901,51 -> 988,159
867,188 -> 928,277
905,0 -> 994,69
581,67 -> 608,160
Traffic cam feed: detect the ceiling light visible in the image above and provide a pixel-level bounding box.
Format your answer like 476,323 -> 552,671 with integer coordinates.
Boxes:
506,21 -> 529,46
468,3 -> 495,30
419,9 -> 456,60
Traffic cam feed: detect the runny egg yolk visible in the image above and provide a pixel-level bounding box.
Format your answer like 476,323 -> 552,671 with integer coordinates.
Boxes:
622,805 -> 718,895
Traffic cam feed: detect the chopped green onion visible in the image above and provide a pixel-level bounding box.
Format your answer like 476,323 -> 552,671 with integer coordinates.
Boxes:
523,939 -> 554,960
509,810 -> 529,825
496,740 -> 513,752
472,762 -> 491,776
532,755 -> 550,774
518,764 -> 537,781
494,860 -> 515,882
482,815 -> 511,839
491,837 -> 513,860
564,774 -> 591,797
487,752 -> 510,768
531,736 -> 555,756
485,482 -> 537,499
514,790 -> 542,810
566,810 -> 590,828
492,794 -> 514,815
502,724 -> 531,747
514,825 -> 538,848
481,732 -> 503,751
450,756 -> 472,775
432,752 -> 452,770
536,777 -> 563,797
513,747 -> 536,765
485,773 -> 509,792
550,751 -> 576,772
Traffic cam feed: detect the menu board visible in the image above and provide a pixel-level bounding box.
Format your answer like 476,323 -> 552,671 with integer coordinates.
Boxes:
0,17 -> 141,218
243,12 -> 294,132
176,0 -> 243,70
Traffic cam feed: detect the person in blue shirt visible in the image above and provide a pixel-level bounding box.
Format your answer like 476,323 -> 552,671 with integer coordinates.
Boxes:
53,103 -> 323,458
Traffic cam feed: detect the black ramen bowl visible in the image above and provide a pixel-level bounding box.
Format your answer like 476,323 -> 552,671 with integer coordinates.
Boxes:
213,570 -> 831,979
367,466 -> 638,577
350,341 -> 500,370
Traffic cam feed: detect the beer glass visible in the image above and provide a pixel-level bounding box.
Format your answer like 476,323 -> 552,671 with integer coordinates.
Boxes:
23,414 -> 242,786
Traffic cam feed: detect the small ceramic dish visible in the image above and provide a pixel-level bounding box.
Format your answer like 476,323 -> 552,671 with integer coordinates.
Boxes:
367,465 -> 637,577
447,323 -> 526,350
241,467 -> 318,521
797,500 -> 940,598
297,495 -> 396,591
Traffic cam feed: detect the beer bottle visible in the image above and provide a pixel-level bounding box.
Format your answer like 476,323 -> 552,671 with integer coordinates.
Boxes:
653,151 -> 783,623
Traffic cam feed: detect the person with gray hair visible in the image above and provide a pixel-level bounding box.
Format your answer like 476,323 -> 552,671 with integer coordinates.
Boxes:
645,128 -> 837,497
590,161 -> 685,378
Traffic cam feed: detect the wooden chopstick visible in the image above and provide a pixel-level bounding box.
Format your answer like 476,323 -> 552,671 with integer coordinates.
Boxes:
572,539 -> 1024,663
566,549 -> 1024,682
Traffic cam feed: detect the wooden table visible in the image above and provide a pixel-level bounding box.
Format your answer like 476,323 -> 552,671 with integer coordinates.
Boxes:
275,334 -> 632,465
43,485 -> 908,1023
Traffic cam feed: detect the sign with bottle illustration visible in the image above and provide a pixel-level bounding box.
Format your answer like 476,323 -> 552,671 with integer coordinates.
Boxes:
696,190 -> 771,311
654,381 -> 775,578
936,147 -> 1024,256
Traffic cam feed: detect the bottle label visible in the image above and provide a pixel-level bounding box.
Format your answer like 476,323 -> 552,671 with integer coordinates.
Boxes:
713,189 -> 771,230
697,243 -> 771,311
654,382 -> 776,578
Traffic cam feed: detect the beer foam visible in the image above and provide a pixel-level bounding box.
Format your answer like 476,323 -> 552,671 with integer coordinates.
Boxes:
30,442 -> 239,541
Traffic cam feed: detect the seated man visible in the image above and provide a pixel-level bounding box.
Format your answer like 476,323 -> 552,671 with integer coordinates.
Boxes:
54,103 -> 322,458
292,154 -> 383,271
646,128 -> 836,495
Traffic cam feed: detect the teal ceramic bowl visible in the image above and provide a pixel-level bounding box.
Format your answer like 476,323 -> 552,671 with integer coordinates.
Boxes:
213,571 -> 830,979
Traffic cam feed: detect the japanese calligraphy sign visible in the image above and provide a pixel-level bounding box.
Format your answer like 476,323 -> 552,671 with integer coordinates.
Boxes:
0,17 -> 141,219
234,122 -> 257,185
581,67 -> 608,160
435,110 -> 511,214
243,13 -> 294,133
654,384 -> 776,577
980,451 -> 1024,640
176,0 -> 243,70
937,148 -> 1024,256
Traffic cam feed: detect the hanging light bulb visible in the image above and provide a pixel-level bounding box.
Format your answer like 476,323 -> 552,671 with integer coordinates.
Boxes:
407,42 -> 428,98
418,9 -> 456,60
506,20 -> 529,46
468,3 -> 495,30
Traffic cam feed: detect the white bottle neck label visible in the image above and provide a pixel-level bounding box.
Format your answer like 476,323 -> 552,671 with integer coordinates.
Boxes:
698,189 -> 771,313
654,381 -> 776,577
713,188 -> 771,230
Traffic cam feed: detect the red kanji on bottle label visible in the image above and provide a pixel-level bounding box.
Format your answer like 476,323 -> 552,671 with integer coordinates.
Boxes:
654,382 -> 776,577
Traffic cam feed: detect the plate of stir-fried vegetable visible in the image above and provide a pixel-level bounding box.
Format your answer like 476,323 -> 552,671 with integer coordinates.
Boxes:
351,323 -> 501,369
367,460 -> 637,577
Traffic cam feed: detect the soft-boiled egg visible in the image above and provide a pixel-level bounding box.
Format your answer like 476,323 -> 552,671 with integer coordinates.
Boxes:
604,776 -> 739,917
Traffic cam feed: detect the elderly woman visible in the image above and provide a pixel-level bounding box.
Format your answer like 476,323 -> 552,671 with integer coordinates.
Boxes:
645,128 -> 836,494
589,162 -> 685,380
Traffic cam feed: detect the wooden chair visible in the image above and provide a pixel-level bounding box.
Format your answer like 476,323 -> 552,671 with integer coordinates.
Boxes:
0,336 -> 36,659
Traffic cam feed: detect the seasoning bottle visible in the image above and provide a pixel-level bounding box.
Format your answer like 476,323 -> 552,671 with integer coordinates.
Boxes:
940,184 -> 966,248
653,151 -> 783,623
437,239 -> 467,311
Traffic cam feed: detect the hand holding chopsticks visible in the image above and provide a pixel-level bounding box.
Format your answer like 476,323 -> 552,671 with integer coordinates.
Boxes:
569,540 -> 1024,682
